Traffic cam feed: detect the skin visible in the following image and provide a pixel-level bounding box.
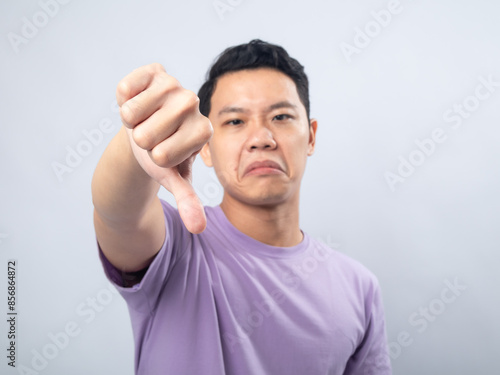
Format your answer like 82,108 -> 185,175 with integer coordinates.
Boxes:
201,68 -> 318,247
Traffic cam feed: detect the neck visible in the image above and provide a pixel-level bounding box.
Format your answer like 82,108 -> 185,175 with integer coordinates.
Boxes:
219,193 -> 302,247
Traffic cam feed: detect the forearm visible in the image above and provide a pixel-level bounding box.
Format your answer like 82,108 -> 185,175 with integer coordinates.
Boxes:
91,125 -> 161,226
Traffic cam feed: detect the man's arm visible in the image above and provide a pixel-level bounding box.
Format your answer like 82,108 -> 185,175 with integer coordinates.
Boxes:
91,125 -> 165,272
344,279 -> 392,374
91,63 -> 213,273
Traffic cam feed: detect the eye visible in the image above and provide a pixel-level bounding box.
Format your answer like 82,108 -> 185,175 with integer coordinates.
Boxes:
273,114 -> 292,121
226,119 -> 243,126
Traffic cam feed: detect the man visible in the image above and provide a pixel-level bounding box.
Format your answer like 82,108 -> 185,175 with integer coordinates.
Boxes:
92,39 -> 392,374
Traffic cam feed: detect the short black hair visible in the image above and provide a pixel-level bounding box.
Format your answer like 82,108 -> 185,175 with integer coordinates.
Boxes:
198,39 -> 310,122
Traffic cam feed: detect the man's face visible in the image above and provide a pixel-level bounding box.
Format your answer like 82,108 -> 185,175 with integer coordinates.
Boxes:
201,67 -> 317,207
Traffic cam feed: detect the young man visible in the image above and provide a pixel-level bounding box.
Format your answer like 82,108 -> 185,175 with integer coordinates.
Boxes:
92,39 -> 392,374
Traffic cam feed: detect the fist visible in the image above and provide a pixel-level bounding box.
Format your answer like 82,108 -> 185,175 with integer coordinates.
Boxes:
116,63 -> 213,233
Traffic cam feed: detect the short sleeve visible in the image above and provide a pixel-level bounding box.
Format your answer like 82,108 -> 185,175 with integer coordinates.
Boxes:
97,199 -> 192,315
343,277 -> 392,374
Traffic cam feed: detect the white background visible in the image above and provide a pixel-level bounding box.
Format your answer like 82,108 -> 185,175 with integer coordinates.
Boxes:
1,0 -> 499,374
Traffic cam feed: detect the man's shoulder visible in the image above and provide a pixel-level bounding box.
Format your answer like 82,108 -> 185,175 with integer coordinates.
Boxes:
308,235 -> 380,289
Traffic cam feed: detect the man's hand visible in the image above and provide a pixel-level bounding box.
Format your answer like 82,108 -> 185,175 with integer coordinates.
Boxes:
116,63 -> 213,234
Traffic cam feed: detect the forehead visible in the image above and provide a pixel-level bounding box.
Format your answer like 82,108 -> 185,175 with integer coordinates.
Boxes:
209,68 -> 302,114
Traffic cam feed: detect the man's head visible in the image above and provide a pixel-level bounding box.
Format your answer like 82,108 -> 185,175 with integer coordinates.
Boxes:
199,40 -> 317,208
198,39 -> 310,123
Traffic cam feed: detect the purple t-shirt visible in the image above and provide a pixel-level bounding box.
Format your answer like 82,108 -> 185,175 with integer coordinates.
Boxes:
98,199 -> 391,374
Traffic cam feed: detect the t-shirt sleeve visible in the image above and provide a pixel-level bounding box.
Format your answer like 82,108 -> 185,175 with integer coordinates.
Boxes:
97,199 -> 192,315
343,276 -> 392,375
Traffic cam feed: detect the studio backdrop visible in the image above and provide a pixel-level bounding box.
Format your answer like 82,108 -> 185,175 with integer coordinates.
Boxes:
1,0 -> 499,374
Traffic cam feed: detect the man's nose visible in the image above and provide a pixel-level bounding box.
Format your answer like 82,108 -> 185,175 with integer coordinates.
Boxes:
246,122 -> 277,151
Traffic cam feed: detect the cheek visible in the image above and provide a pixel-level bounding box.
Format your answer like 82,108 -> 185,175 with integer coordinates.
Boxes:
286,135 -> 310,171
210,139 -> 240,182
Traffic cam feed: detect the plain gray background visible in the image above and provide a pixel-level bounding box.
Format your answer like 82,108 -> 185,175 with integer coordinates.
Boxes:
1,0 -> 499,374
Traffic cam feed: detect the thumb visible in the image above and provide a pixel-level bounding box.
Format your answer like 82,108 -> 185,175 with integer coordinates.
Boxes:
163,172 -> 207,234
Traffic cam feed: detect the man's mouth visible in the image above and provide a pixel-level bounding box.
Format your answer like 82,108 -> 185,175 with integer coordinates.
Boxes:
243,160 -> 285,177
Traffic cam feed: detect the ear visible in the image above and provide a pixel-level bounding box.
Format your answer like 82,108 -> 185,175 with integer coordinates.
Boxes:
200,142 -> 213,167
307,118 -> 318,156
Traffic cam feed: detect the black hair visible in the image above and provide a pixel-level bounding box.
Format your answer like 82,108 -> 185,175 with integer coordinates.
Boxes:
198,39 -> 310,122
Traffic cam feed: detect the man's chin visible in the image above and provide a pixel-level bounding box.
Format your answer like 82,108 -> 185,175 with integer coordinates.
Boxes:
234,190 -> 292,207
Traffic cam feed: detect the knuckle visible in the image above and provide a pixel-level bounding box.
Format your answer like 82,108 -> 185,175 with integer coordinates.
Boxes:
189,118 -> 212,152
150,62 -> 165,73
183,90 -> 200,109
167,74 -> 182,88
116,80 -> 131,103
121,97 -> 146,127
119,103 -> 135,126
132,127 -> 154,150
199,118 -> 213,141
149,146 -> 171,168
155,72 -> 181,92
175,90 -> 200,118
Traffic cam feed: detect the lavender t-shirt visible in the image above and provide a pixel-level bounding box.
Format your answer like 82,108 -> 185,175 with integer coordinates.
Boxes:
98,199 -> 391,374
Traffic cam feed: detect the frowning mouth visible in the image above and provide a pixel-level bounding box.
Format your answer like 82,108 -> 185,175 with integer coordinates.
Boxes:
243,160 -> 285,177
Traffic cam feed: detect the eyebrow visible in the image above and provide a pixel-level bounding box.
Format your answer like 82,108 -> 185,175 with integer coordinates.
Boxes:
217,101 -> 298,117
